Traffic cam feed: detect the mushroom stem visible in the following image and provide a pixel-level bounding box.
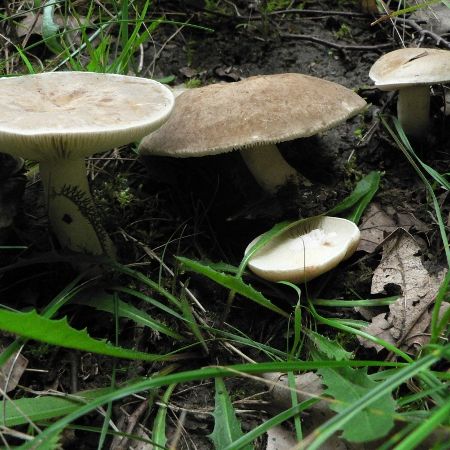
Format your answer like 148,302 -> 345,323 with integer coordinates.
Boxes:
40,158 -> 115,258
397,85 -> 430,139
239,143 -> 311,193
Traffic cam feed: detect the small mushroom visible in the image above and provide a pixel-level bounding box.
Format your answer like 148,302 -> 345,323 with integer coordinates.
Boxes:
139,73 -> 366,193
0,72 -> 174,257
369,47 -> 450,138
245,216 -> 360,283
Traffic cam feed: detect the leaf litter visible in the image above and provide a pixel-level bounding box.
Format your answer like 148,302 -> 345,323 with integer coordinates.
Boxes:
359,228 -> 446,353
357,202 -> 428,254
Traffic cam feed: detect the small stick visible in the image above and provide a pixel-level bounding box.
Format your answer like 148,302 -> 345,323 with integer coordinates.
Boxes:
280,32 -> 394,51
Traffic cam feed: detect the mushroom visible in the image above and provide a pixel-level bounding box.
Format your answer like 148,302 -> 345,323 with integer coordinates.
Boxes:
245,216 -> 360,283
0,72 -> 174,257
369,47 -> 450,139
139,73 -> 366,193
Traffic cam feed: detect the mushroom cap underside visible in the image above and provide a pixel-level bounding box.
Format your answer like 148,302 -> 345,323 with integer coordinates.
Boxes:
245,216 -> 361,283
139,73 -> 367,157
369,47 -> 450,90
0,71 -> 175,160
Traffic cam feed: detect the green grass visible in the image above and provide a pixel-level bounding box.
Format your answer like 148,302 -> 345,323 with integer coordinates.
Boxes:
0,1 -> 449,448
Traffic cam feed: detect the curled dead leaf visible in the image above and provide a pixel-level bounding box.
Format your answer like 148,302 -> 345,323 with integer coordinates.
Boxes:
0,347 -> 28,393
359,229 -> 446,353
17,11 -> 89,43
358,203 -> 428,254
265,425 -> 297,450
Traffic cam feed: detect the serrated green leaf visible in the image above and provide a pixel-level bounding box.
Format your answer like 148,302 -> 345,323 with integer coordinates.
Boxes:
318,366 -> 396,442
15,357 -> 409,450
0,388 -> 112,427
73,290 -> 184,341
177,257 -> 289,318
202,260 -> 240,274
0,309 -> 176,362
306,330 -> 353,361
208,378 -> 253,450
33,431 -> 61,450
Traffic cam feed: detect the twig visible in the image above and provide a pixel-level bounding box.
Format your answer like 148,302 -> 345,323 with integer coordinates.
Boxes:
109,399 -> 149,450
243,8 -> 369,19
399,18 -> 450,49
280,32 -> 394,51
145,16 -> 193,78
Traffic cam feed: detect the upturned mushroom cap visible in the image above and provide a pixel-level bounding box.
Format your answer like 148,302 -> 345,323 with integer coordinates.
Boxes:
139,73 -> 367,157
245,216 -> 360,283
369,47 -> 450,90
0,71 -> 175,159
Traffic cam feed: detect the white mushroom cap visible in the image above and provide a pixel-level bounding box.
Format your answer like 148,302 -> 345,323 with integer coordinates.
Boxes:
369,48 -> 450,139
369,47 -> 450,90
0,72 -> 174,258
139,73 -> 366,157
245,216 -> 360,283
0,71 -> 175,160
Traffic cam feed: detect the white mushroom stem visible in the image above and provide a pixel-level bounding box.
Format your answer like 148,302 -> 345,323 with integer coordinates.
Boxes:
397,85 -> 430,139
239,143 -> 311,193
40,158 -> 115,258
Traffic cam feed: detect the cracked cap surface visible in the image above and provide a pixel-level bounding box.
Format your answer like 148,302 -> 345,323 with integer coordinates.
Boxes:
369,47 -> 450,90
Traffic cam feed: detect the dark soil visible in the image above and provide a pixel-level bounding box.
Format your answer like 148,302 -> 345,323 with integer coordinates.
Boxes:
1,1 -> 449,448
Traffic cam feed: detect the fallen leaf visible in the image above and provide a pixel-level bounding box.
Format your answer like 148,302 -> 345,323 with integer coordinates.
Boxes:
359,0 -> 380,13
357,203 -> 396,253
410,302 -> 450,350
0,348 -> 28,393
265,425 -> 297,450
360,229 -> 445,353
357,203 -> 427,254
262,372 -> 360,449
179,66 -> 198,78
214,65 -> 242,81
410,3 -> 450,35
17,11 -> 89,43
359,313 -> 396,352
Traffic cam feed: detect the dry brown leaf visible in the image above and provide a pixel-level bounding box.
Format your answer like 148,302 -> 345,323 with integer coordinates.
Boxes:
360,313 -> 396,352
411,3 -> 450,35
357,203 -> 396,253
0,348 -> 28,393
265,425 -> 298,450
360,229 -> 445,353
359,0 -> 380,13
262,372 -> 362,450
410,302 -> 450,350
179,66 -> 198,78
17,12 -> 88,42
263,371 -> 323,411
357,203 -> 428,254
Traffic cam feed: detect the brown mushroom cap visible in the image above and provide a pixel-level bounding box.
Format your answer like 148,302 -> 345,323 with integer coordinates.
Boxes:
139,73 -> 367,157
0,71 -> 174,160
369,47 -> 450,90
